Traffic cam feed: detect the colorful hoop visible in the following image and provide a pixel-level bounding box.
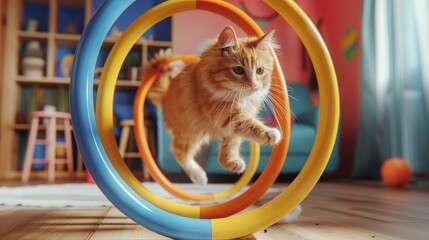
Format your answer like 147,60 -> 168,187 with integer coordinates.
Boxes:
133,56 -> 261,201
95,1 -> 290,219
70,1 -> 339,239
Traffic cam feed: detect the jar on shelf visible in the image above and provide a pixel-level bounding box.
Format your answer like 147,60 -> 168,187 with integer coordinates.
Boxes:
22,40 -> 45,77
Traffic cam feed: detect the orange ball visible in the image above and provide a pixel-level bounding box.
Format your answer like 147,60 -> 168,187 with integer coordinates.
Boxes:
381,157 -> 412,187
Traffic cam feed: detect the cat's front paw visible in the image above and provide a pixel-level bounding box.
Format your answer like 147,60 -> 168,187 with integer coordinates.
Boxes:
220,158 -> 246,173
265,128 -> 282,145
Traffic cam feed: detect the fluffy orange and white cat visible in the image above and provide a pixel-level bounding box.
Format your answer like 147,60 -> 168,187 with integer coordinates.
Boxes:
148,26 -> 282,185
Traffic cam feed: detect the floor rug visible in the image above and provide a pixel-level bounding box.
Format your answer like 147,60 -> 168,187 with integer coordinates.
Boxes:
0,182 -> 301,222
0,182 -> 254,208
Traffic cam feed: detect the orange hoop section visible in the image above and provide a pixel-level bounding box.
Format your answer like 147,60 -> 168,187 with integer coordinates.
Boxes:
133,55 -> 261,201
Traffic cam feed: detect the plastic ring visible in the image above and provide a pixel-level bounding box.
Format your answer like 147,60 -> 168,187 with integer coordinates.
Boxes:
133,55 -> 261,201
71,0 -> 339,239
96,1 -> 290,220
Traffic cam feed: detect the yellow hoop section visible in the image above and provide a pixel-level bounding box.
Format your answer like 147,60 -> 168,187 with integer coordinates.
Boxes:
96,0 -> 291,220
133,55 -> 261,201
212,0 -> 339,238
94,0 -> 339,238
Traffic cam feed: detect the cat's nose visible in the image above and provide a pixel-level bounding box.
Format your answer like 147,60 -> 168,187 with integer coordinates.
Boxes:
247,81 -> 258,89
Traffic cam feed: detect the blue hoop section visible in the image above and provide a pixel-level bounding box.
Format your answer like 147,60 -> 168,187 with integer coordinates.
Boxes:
70,1 -> 211,239
71,0 -> 339,239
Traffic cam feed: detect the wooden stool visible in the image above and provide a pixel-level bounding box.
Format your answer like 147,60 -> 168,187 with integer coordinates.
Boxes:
118,119 -> 151,181
22,111 -> 74,183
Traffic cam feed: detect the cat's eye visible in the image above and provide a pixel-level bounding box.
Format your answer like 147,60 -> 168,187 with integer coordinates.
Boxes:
256,67 -> 264,75
232,66 -> 245,75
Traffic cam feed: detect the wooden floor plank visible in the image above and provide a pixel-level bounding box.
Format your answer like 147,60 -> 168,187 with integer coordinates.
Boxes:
0,181 -> 428,239
0,208 -> 52,237
296,182 -> 429,240
294,206 -> 401,240
1,208 -> 109,240
89,207 -> 167,240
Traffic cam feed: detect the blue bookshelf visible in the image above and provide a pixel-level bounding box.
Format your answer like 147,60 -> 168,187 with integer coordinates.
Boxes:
11,0 -> 172,176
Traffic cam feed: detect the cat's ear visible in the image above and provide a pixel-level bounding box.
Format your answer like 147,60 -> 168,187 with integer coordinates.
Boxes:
217,26 -> 238,53
254,30 -> 278,50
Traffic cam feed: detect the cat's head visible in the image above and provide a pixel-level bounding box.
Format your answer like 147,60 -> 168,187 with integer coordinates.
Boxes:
200,26 -> 278,100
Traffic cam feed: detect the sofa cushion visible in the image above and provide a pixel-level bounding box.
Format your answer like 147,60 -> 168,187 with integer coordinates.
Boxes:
288,84 -> 313,116
208,123 -> 316,158
287,124 -> 316,154
155,83 -> 339,175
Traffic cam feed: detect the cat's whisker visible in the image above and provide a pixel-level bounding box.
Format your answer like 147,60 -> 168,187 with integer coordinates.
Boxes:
263,96 -> 276,114
213,88 -> 237,113
289,94 -> 299,103
272,98 -> 290,121
262,97 -> 283,134
269,76 -> 288,84
269,82 -> 285,89
270,82 -> 294,92
212,87 -> 239,130
268,95 -> 289,121
267,103 -> 284,135
270,84 -> 300,103
269,86 -> 290,95
263,99 -> 282,125
237,86 -> 245,124
269,87 -> 287,96
228,87 -> 241,130
267,91 -> 286,108
269,83 -> 291,93
213,87 -> 239,127
270,94 -> 298,123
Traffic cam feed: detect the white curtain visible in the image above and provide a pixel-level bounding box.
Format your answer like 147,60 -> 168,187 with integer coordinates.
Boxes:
353,0 -> 429,178
415,0 -> 429,145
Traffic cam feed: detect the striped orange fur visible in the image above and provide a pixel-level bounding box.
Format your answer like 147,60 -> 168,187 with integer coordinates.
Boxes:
148,26 -> 282,185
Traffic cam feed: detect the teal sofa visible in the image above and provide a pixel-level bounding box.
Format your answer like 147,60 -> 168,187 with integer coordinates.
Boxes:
155,83 -> 339,177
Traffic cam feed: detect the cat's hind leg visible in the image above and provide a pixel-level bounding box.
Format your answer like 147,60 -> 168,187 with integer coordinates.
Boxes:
218,136 -> 246,173
170,135 -> 208,185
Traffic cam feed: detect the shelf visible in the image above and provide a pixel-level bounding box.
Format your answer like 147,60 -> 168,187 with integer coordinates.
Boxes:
18,32 -> 81,46
103,36 -> 148,46
102,37 -> 172,48
94,79 -> 143,88
17,32 -> 172,50
1,0 -> 173,181
58,0 -> 84,8
16,76 -> 69,86
146,40 -> 172,48
18,31 -> 49,41
54,33 -> 81,46
25,0 -> 49,4
16,75 -> 142,89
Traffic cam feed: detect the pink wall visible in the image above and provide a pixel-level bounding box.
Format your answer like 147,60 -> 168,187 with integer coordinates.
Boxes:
314,0 -> 361,176
173,0 -> 362,176
172,1 -> 299,83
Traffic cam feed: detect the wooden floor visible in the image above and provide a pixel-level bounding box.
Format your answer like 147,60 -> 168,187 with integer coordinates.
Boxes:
0,180 -> 428,239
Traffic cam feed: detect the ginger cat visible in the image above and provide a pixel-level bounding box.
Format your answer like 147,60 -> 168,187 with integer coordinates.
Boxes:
148,26 -> 282,185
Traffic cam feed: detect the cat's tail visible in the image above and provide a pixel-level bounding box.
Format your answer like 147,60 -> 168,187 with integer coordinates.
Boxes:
147,48 -> 184,109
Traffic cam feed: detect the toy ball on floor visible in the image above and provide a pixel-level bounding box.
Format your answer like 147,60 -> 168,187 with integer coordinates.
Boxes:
381,157 -> 412,188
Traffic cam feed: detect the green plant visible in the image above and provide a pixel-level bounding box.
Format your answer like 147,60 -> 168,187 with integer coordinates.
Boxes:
122,55 -> 140,69
119,53 -> 140,79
